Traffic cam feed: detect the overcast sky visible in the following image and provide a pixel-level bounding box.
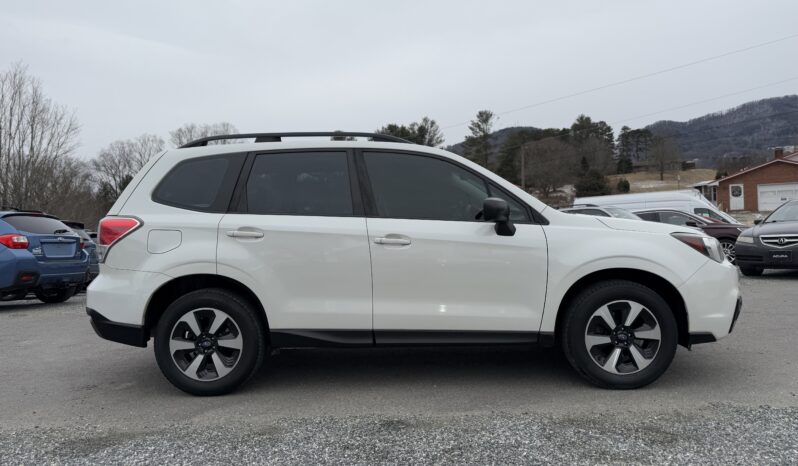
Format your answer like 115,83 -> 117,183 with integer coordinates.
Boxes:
3,0 -> 797,158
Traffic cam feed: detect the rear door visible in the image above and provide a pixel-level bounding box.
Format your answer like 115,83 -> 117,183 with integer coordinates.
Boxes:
217,150 -> 373,342
360,150 -> 548,342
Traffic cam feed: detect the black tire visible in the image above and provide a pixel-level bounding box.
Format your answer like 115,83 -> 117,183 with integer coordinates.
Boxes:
35,287 -> 76,304
739,266 -> 763,277
560,280 -> 678,389
154,288 -> 266,396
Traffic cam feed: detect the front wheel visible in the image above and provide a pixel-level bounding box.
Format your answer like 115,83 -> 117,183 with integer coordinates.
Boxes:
35,287 -> 76,304
560,280 -> 678,389
719,240 -> 736,264
154,288 -> 266,396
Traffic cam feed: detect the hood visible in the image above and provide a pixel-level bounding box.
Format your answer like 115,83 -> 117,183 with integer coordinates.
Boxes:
752,220 -> 798,236
596,216 -> 695,235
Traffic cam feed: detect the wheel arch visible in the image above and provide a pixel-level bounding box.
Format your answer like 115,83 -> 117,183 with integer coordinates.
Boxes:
553,268 -> 690,347
144,274 -> 269,339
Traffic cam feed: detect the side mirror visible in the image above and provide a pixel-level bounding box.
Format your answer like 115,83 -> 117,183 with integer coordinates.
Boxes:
482,197 -> 516,236
685,221 -> 698,227
754,218 -> 763,225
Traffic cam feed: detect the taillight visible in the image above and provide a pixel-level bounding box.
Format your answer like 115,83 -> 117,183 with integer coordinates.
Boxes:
0,234 -> 29,249
97,216 -> 141,262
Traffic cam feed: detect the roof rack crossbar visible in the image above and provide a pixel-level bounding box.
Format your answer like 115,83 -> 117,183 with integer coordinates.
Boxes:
180,132 -> 412,148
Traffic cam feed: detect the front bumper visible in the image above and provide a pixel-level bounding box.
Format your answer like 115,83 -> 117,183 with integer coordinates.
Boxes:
678,258 -> 741,342
687,296 -> 742,345
736,241 -> 798,269
87,308 -> 148,347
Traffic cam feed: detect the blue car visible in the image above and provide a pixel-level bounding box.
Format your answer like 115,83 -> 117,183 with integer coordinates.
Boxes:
0,211 -> 89,303
0,219 -> 40,301
63,220 -> 100,285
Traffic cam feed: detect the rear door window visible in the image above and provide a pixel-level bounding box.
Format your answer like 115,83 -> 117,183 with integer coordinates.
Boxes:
245,152 -> 353,216
153,154 -> 244,212
2,215 -> 71,234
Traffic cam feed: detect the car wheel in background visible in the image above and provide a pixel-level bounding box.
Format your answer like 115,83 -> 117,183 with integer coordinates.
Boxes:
719,240 -> 737,264
739,267 -> 764,277
154,288 -> 266,396
35,287 -> 76,304
560,280 -> 678,389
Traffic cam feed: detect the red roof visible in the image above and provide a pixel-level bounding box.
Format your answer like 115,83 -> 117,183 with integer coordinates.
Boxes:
717,158 -> 798,183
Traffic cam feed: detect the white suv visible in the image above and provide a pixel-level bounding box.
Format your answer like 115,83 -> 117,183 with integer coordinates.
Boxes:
87,132 -> 742,395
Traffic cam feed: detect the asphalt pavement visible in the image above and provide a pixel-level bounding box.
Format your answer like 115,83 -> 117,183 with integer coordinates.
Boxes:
1,271 -> 797,464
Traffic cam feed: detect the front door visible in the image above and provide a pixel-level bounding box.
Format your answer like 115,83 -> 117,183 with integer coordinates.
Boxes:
217,150 -> 373,342
729,184 -> 745,211
361,151 -> 548,343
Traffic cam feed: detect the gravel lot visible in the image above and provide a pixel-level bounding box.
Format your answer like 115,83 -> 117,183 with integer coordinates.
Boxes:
1,271 -> 797,464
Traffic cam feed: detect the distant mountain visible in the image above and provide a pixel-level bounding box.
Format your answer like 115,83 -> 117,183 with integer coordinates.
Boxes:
647,95 -> 798,167
446,95 -> 798,168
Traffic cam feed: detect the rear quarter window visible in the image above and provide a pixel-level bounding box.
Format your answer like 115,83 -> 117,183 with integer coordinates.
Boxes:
152,154 -> 244,212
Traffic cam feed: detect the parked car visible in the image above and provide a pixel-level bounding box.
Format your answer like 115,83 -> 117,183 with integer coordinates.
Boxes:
575,190 -> 739,224
0,210 -> 89,303
0,219 -> 40,301
87,131 -> 741,395
561,206 -> 641,220
735,200 -> 798,276
633,209 -> 747,264
63,220 -> 100,284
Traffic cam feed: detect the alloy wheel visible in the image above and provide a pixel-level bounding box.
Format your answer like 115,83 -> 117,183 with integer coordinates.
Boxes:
169,308 -> 243,381
584,300 -> 661,375
720,241 -> 736,264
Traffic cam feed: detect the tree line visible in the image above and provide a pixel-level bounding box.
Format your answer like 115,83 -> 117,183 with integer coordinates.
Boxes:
1,62 -> 683,228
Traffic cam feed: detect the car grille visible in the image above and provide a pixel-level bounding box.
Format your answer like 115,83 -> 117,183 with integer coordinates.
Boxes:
760,235 -> 798,248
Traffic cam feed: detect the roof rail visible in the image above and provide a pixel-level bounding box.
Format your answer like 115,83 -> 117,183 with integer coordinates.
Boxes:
180,132 -> 412,148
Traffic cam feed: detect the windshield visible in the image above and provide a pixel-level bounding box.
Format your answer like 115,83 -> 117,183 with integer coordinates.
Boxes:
765,202 -> 798,223
604,207 -> 641,220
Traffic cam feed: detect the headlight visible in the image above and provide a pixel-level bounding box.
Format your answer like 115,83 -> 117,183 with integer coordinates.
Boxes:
737,227 -> 747,232
671,233 -> 725,263
736,236 -> 754,244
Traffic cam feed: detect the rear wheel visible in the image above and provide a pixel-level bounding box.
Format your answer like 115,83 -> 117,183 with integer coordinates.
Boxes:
739,266 -> 763,277
35,287 -> 76,304
154,288 -> 266,396
561,280 -> 678,389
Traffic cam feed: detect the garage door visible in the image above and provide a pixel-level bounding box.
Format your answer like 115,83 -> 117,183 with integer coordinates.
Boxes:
758,183 -> 798,211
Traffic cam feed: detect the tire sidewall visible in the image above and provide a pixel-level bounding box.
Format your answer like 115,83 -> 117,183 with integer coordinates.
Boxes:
154,290 -> 264,396
564,282 -> 678,389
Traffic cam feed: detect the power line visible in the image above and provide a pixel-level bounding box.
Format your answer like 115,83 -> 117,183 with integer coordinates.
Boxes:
442,33 -> 798,130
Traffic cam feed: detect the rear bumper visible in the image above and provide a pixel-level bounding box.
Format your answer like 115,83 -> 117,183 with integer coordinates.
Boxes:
87,308 -> 148,347
0,248 -> 40,291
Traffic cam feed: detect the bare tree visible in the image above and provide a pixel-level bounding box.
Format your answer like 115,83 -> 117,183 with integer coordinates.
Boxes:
649,136 -> 681,181
521,138 -> 578,199
92,134 -> 165,206
169,122 -> 238,147
0,63 -> 80,209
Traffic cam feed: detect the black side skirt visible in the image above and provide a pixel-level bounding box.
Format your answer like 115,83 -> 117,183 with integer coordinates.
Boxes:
270,329 -> 540,348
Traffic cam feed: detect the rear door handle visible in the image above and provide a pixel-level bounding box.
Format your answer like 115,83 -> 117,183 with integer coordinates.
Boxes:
226,230 -> 264,239
374,237 -> 411,246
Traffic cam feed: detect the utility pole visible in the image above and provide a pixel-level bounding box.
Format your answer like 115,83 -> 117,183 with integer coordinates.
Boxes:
520,145 -> 526,190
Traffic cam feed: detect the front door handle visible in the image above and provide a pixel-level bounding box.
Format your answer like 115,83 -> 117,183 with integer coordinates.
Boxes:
374,237 -> 411,246
226,230 -> 264,239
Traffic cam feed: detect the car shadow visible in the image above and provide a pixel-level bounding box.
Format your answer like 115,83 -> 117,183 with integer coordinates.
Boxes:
245,346 -> 581,391
760,269 -> 798,279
